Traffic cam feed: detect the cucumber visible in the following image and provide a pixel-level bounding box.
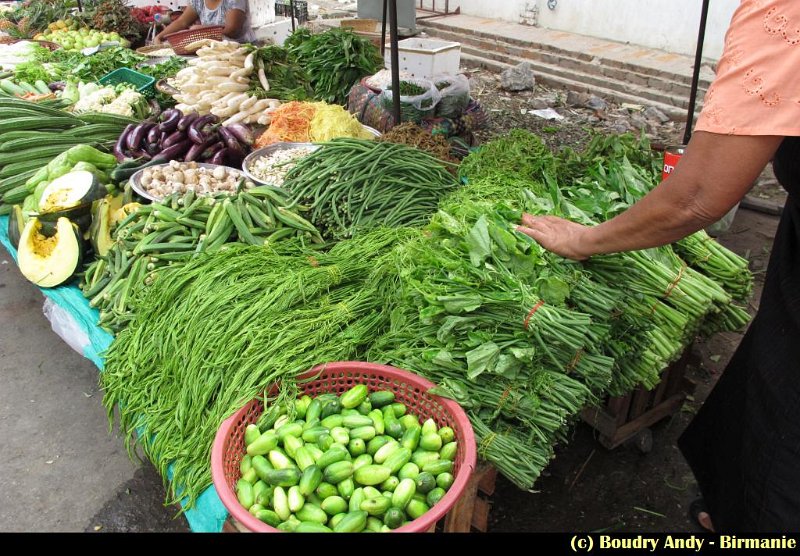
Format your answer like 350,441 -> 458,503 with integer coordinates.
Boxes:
427,487 -> 447,507
349,488 -> 366,513
340,384 -> 368,409
361,496 -> 391,517
288,485 -> 305,513
333,511 -> 368,533
283,434 -> 303,459
415,472 -> 436,494
421,418 -> 438,437
399,414 -> 419,430
276,422 -> 303,441
321,495 -> 348,516
268,449 -> 295,470
367,436 -> 391,456
253,481 -> 270,507
422,460 -> 453,475
294,396 -> 310,419
298,465 -> 323,496
302,425 -> 329,443
437,472 -> 454,490
401,425 -> 421,451
306,444 -> 324,462
296,521 -> 332,533
306,398 -> 322,423
0,80 -> 25,96
244,424 -> 260,446
383,447 -> 412,474
323,460 -> 354,484
316,482 -> 339,500
17,81 -> 38,94
294,446 -> 316,471
34,80 -> 51,95
296,502 -> 328,524
321,414 -> 344,429
348,438 -> 366,457
240,454 -> 253,475
420,432 -> 443,452
411,450 -> 440,468
406,499 -> 430,520
440,441 -> 457,461
354,464 -> 392,486
381,476 -> 400,492
357,399 -> 372,415
329,513 -> 347,529
316,445 -> 349,469
320,398 -> 342,418
362,486 -> 382,499
374,441 -> 400,464
316,433 -> 334,451
272,486 -> 290,521
343,414 -> 374,429
251,455 -> 273,482
383,507 -> 404,529
303,417 -> 320,431
241,468 -> 258,484
236,479 -> 254,510
330,426 -> 350,445
368,390 -> 395,408
255,508 -> 281,527
262,467 -> 302,487
368,409 -> 385,434
391,403 -> 407,417
398,462 -> 420,481
337,477 -> 355,500
385,420 -> 404,440
391,478 -> 416,510
246,431 -> 278,456
367,516 -> 383,532
350,425 -> 376,441
352,453 -> 373,471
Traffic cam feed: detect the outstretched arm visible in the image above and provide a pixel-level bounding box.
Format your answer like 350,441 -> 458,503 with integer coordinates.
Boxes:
517,131 -> 783,260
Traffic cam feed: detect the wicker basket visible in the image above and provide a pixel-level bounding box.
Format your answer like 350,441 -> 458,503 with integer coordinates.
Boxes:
163,25 -> 225,55
341,19 -> 380,33
211,361 -> 477,533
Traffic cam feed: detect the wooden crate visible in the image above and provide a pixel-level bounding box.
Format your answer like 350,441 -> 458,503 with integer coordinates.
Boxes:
223,462 -> 498,533
581,346 -> 699,451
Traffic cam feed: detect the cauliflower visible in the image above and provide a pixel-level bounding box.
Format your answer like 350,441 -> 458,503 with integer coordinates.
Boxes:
73,87 -> 117,113
72,85 -> 144,117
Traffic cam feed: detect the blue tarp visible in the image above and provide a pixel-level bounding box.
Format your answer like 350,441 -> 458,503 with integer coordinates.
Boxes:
0,215 -> 230,532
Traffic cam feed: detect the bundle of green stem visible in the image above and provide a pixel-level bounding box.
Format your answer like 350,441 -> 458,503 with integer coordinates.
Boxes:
281,138 -> 458,239
102,229 -> 413,507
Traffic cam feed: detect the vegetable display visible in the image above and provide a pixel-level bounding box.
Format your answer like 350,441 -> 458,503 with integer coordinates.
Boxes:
285,28 -> 383,106
233,385 -> 457,531
82,186 -> 323,332
169,41 -> 281,127
281,139 -> 458,239
253,101 -> 373,148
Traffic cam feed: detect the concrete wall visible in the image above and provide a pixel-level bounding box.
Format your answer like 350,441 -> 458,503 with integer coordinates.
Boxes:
433,0 -> 741,60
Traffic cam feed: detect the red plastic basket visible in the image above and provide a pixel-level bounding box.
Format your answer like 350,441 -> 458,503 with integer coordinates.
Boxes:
211,361 -> 477,533
163,25 -> 225,55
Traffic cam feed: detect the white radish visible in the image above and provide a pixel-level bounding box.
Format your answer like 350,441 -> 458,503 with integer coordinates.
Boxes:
238,95 -> 258,111
244,51 -> 255,71
218,81 -> 249,93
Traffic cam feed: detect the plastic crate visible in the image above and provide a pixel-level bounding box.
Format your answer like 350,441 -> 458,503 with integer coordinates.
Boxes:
99,68 -> 155,94
211,361 -> 477,533
385,38 -> 461,80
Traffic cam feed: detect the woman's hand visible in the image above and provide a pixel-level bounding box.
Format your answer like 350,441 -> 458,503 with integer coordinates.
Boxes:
516,213 -> 593,261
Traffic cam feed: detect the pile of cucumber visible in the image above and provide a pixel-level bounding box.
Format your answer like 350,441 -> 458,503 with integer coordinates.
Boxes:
236,384 -> 459,532
0,77 -> 53,97
0,98 -> 134,209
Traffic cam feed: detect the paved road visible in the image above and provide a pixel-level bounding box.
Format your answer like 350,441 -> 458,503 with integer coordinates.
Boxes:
0,250 -> 188,532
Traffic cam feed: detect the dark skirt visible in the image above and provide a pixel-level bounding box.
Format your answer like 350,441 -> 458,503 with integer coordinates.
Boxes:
678,139 -> 800,532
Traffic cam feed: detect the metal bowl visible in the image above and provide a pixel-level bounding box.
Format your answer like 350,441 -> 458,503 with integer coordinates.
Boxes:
130,162 -> 243,202
362,125 -> 382,138
242,142 -> 320,186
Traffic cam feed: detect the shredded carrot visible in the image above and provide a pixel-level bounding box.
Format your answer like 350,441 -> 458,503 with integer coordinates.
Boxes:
254,101 -> 318,148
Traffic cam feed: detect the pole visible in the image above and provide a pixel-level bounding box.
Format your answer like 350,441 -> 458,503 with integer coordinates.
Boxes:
381,0 -> 388,58
289,0 -> 296,32
683,0 -> 710,145
388,0 -> 402,124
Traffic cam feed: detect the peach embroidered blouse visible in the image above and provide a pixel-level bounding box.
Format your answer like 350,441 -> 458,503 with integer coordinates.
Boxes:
696,0 -> 800,136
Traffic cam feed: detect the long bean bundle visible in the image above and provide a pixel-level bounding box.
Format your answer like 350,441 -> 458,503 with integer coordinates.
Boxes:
282,138 -> 458,239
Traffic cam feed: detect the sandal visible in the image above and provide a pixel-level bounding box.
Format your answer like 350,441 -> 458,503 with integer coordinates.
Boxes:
689,497 -> 715,532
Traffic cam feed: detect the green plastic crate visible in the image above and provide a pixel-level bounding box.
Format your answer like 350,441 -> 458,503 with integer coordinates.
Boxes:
98,68 -> 155,94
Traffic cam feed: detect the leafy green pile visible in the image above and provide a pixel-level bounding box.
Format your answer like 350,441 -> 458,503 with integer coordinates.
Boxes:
248,45 -> 312,101
286,28 -> 383,105
26,45 -> 147,83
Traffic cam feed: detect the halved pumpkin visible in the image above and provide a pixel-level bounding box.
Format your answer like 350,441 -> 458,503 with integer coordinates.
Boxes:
18,217 -> 84,288
38,170 -> 101,214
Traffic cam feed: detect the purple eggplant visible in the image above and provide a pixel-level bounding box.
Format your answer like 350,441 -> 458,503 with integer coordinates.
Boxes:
127,122 -> 154,151
130,148 -> 152,161
176,112 -> 199,132
189,114 -> 217,134
209,148 -> 229,166
200,141 -> 225,161
224,123 -> 255,146
48,81 -> 66,92
161,130 -> 187,149
184,136 -> 217,162
114,124 -> 136,163
145,142 -> 161,157
187,124 -> 210,145
218,126 -> 241,151
146,126 -> 162,146
158,109 -> 182,133
152,140 -> 193,163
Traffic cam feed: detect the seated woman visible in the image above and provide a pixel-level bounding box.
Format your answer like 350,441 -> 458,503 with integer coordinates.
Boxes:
155,0 -> 256,44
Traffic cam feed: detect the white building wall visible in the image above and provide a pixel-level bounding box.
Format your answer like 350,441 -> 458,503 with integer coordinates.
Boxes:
430,0 -> 741,60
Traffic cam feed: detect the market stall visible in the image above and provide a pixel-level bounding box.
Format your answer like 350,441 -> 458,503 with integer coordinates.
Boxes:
0,0 -> 754,534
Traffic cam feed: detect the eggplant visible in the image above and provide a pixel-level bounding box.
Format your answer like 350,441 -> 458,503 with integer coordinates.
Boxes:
130,148 -> 152,161
224,123 -> 255,146
161,130 -> 187,150
145,142 -> 161,157
48,81 -> 66,92
200,141 -> 225,161
146,126 -> 162,146
158,109 -> 182,133
218,126 -> 241,151
176,112 -> 199,132
153,140 -> 193,163
184,135 -> 218,162
209,148 -> 229,166
187,124 -> 210,145
114,124 -> 136,163
127,123 -> 154,151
